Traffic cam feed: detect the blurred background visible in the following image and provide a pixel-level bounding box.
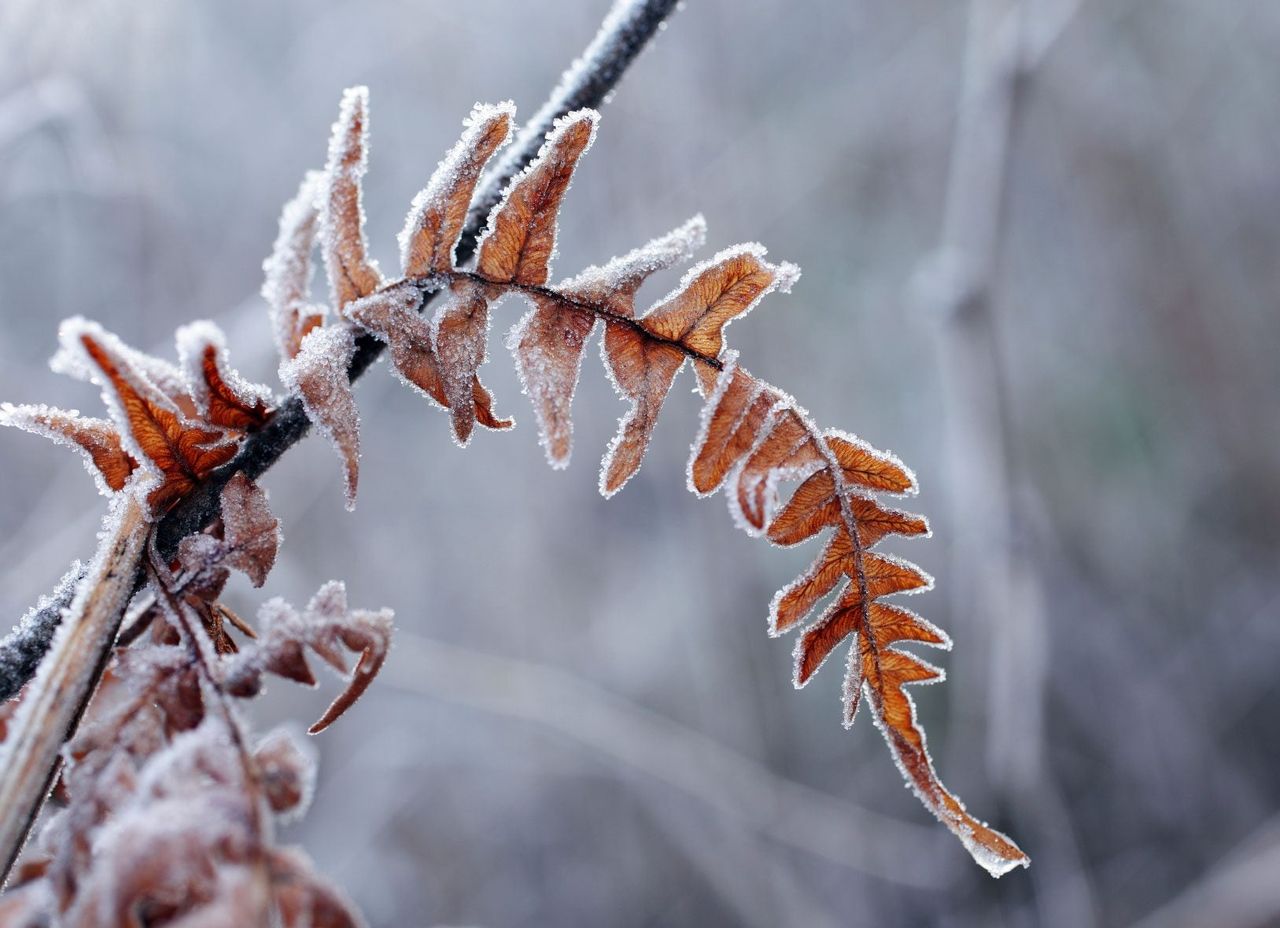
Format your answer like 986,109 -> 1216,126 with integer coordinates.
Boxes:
1,0 -> 1278,925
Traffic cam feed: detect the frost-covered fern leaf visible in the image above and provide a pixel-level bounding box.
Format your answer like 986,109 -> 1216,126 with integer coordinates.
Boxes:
284,87 -> 1026,875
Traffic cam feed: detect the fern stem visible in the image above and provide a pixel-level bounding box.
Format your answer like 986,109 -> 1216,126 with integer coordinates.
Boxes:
445,270 -> 726,370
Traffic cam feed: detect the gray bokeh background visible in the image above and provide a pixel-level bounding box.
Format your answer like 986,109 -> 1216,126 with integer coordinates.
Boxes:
2,1 -> 1278,925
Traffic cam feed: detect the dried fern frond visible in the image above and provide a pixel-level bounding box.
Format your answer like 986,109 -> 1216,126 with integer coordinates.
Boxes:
273,88 -> 1026,876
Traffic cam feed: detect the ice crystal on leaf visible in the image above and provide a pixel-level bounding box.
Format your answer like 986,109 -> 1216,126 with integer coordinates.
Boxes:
223,581 -> 393,735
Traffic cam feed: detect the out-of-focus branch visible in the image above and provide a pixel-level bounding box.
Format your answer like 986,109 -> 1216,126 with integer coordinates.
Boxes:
917,0 -> 1093,919
384,631 -> 952,888
0,562 -> 85,703
1129,814 -> 1280,928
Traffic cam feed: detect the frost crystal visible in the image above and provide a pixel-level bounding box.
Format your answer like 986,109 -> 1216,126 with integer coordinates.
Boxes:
280,326 -> 360,509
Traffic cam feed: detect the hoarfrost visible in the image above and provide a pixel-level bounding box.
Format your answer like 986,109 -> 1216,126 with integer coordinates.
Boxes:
0,560 -> 85,703
280,326 -> 360,510
399,101 -> 515,277
320,86 -> 383,308
509,216 -> 705,468
0,403 -> 133,496
262,170 -> 328,362
175,320 -> 274,423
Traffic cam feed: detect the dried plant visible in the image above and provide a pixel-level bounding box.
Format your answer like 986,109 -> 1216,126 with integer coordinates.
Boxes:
0,0 -> 1028,921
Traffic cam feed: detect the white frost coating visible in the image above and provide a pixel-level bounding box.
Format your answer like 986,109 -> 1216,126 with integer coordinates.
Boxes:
50,327 -> 190,411
482,0 -> 660,197
398,101 -> 516,274
557,214 -> 706,308
822,427 -> 919,497
52,317 -> 206,510
279,325 -> 360,510
508,216 -> 706,469
262,170 -> 327,358
0,403 -> 124,498
320,86 -> 383,307
135,718 -> 240,800
473,108 -> 600,277
175,320 -> 274,418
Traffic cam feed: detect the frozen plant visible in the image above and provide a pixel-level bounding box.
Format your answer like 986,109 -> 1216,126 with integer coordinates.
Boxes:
0,0 -> 1028,922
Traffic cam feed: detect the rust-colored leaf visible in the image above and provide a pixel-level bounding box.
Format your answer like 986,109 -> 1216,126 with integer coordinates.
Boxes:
321,86 -> 382,307
401,103 -> 514,277
343,283 -> 510,441
512,217 -> 705,467
476,110 -> 597,286
65,322 -> 237,514
824,430 -> 917,495
767,471 -> 929,547
688,355 -> 780,497
641,246 -> 798,383
217,473 -> 280,587
598,322 -> 684,496
431,278 -> 511,445
176,322 -> 272,432
731,406 -> 825,531
0,403 -> 137,493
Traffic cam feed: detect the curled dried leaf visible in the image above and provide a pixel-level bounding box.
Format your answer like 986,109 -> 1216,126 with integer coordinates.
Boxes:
0,403 -> 137,494
476,109 -> 597,286
281,326 -> 360,509
178,474 -> 280,590
59,320 -> 238,514
224,582 -> 392,734
253,729 -> 315,819
176,321 -> 273,432
400,102 -> 514,277
321,86 -> 382,307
